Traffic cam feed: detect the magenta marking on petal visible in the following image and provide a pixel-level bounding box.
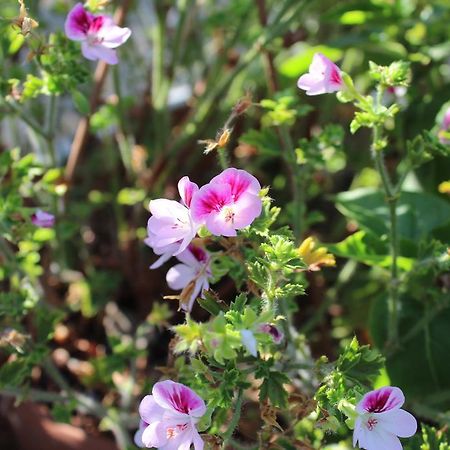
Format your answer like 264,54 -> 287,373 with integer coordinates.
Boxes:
68,3 -> 92,35
161,384 -> 203,414
330,66 -> 342,86
188,244 -> 208,263
191,184 -> 232,218
362,387 -> 403,413
89,15 -> 105,34
178,176 -> 199,208
212,168 -> 260,200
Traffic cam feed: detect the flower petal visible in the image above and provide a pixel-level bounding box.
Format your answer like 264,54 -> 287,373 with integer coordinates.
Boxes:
205,212 -> 237,237
378,409 -> 417,438
98,23 -> 132,48
139,395 -> 165,424
210,168 -> 261,198
134,420 -> 147,448
149,199 -> 188,218
357,386 -> 405,414
353,417 -> 363,447
81,42 -> 118,64
141,421 -> 168,448
231,192 -> 262,229
372,428 -> 403,450
190,183 -> 232,223
166,263 -> 197,291
192,429 -> 205,450
64,3 -> 91,41
240,329 -> 257,357
152,380 -> 206,419
178,176 -> 199,208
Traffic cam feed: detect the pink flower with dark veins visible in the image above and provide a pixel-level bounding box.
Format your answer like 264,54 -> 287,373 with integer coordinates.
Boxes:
146,177 -> 200,266
353,386 -> 417,450
166,244 -> 212,312
190,168 -> 262,237
297,53 -> 343,96
65,3 -> 131,64
31,210 -> 55,228
135,380 -> 206,450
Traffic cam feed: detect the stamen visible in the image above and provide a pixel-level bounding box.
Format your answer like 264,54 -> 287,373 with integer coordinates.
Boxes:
366,417 -> 378,431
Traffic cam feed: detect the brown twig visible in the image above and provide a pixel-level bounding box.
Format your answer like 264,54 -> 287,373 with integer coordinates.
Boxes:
64,0 -> 133,185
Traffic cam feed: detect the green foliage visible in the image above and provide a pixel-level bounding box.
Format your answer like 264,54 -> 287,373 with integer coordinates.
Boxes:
257,363 -> 290,408
335,188 -> 450,246
368,60 -> 411,87
259,93 -> 313,127
21,33 -> 88,100
330,230 -> 414,271
406,425 -> 450,450
316,337 -> 384,416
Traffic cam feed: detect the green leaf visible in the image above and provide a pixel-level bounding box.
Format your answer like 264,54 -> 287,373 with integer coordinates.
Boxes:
330,230 -> 414,271
335,188 -> 450,243
239,128 -> 280,156
379,300 -> 450,405
72,91 -> 90,115
259,370 -> 290,408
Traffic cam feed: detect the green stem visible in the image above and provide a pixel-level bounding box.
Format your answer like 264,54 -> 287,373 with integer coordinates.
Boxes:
279,125 -> 304,241
2,100 -> 50,140
45,94 -> 57,166
372,124 -> 399,346
152,4 -> 170,152
222,389 -> 244,448
217,147 -> 229,170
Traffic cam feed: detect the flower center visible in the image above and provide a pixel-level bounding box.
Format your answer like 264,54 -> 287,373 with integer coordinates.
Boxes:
223,207 -> 235,223
366,417 -> 378,431
87,33 -> 103,45
166,424 -> 188,439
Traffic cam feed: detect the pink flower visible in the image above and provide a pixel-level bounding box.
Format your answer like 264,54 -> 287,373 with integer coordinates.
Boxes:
31,210 -> 55,228
135,380 -> 206,450
65,3 -> 131,65
297,53 -> 343,96
146,177 -> 200,265
166,244 -> 212,312
259,323 -> 284,344
442,108 -> 450,130
353,386 -> 417,450
190,168 -> 262,237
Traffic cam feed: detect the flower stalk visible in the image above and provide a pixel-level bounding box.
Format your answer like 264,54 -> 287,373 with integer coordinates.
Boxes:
371,88 -> 400,347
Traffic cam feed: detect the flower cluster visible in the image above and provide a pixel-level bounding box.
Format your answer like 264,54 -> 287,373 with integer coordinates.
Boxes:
135,381 -> 417,450
145,168 -> 262,312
